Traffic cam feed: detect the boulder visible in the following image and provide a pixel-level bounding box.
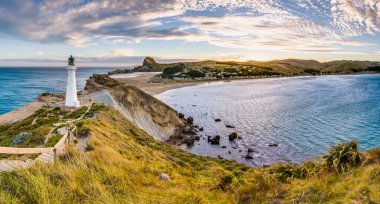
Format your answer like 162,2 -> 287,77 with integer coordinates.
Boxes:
228,132 -> 238,141
178,112 -> 185,119
248,148 -> 255,153
268,143 -> 278,147
183,126 -> 191,133
184,137 -> 195,146
159,173 -> 171,182
187,116 -> 194,125
225,124 -> 235,128
215,119 -> 221,122
245,154 -> 253,159
194,136 -> 200,141
199,127 -> 204,131
209,135 -> 220,145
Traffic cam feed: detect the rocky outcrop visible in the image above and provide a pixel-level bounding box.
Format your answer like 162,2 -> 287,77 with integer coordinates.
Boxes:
133,57 -> 163,72
84,74 -> 120,93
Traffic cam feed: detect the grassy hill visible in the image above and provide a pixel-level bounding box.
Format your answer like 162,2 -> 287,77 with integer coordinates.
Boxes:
130,57 -> 380,78
0,105 -> 379,203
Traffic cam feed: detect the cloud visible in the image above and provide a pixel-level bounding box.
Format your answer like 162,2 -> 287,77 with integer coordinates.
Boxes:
0,0 -> 378,55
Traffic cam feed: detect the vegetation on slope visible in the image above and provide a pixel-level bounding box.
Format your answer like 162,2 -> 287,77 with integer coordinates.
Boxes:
127,57 -> 380,81
0,106 -> 379,203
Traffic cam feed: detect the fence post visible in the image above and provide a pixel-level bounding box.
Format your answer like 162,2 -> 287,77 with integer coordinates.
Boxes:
53,148 -> 57,163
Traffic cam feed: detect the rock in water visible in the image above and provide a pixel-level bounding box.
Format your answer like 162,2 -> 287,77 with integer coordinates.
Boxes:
184,137 -> 195,146
187,116 -> 194,125
209,135 -> 220,145
225,124 -> 235,128
159,173 -> 171,182
268,143 -> 278,147
228,132 -> 238,141
215,119 -> 221,122
245,154 -> 253,159
248,148 -> 255,153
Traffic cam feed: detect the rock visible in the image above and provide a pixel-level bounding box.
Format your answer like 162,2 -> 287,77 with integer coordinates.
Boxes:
159,173 -> 171,182
238,136 -> 242,139
183,126 -> 191,133
209,135 -> 220,145
184,137 -> 195,146
215,118 -> 221,122
190,128 -> 197,134
228,151 -> 231,154
248,148 -> 255,153
268,143 -> 278,147
225,124 -> 235,128
187,116 -> 194,125
263,165 -> 270,168
218,155 -> 223,159
199,127 -> 204,131
245,154 -> 253,159
178,112 -> 185,119
194,136 -> 200,141
228,132 -> 238,141
221,145 -> 227,148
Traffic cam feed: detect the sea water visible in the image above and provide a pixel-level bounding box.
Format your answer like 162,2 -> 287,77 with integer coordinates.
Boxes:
0,67 -> 115,114
156,75 -> 380,166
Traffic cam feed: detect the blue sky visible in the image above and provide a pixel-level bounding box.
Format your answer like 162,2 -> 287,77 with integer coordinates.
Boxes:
0,0 -> 379,67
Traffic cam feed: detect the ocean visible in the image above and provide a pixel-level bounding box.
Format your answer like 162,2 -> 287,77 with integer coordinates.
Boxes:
156,74 -> 380,166
0,67 -> 115,114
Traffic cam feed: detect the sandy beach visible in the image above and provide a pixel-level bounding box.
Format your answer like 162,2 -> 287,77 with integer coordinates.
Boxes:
110,72 -> 204,95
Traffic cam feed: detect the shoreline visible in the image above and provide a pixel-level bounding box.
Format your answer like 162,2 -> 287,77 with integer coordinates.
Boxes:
1,71 -> 379,124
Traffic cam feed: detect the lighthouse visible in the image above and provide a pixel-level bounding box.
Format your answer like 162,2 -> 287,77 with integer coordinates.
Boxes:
65,55 -> 80,108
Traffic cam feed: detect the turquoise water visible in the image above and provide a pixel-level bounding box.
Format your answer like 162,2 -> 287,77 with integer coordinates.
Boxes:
0,67 -> 114,114
156,75 -> 380,166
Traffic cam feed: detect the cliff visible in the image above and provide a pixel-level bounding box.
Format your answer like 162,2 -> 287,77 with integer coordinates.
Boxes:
85,74 -> 184,141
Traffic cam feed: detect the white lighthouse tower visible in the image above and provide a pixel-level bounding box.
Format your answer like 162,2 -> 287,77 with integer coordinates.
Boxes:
65,55 -> 80,108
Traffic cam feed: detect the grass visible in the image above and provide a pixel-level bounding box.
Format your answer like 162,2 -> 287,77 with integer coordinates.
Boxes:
45,134 -> 63,147
63,107 -> 88,120
0,106 -> 379,203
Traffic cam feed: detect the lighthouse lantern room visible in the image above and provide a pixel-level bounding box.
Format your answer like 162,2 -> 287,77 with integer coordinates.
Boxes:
65,55 -> 80,108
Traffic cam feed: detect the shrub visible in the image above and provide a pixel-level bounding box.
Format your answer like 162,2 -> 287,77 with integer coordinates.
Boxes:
323,141 -> 363,173
162,65 -> 185,78
269,163 -> 308,182
187,69 -> 205,78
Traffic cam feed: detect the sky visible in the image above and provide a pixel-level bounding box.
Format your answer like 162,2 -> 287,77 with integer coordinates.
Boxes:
0,0 -> 379,67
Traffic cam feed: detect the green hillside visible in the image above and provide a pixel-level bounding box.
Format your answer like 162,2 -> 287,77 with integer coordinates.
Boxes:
0,105 -> 379,203
129,57 -> 380,78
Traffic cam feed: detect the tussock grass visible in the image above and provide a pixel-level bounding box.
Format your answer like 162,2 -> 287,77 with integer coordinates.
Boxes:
0,107 -> 379,203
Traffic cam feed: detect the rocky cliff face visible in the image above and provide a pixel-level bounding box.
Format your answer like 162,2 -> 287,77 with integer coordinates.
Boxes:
86,74 -> 184,141
133,57 -> 163,72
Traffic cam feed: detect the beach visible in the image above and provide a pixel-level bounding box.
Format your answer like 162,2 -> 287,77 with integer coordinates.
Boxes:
110,72 -> 204,95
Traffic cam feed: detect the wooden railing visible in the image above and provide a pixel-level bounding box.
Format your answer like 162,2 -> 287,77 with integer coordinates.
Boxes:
0,147 -> 58,162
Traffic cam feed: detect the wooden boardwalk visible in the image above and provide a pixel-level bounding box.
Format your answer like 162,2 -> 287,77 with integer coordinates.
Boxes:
0,106 -> 88,172
0,127 -> 69,172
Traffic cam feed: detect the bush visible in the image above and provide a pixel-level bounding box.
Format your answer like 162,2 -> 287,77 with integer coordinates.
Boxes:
269,164 -> 308,182
187,69 -> 205,78
162,65 -> 185,78
323,141 -> 363,173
